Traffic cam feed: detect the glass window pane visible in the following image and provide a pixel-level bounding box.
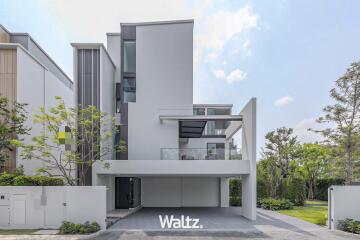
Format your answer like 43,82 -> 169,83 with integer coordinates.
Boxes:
124,41 -> 136,73
193,108 -> 205,115
123,78 -> 136,91
124,91 -> 136,103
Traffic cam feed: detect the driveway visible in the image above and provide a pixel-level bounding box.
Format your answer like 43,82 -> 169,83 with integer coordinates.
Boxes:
94,207 -> 358,239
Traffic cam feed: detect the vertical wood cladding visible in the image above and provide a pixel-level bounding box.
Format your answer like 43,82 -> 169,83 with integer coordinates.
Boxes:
0,49 -> 17,172
77,49 -> 100,185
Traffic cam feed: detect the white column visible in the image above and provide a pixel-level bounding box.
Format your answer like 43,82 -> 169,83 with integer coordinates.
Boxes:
220,177 -> 229,207
240,98 -> 257,220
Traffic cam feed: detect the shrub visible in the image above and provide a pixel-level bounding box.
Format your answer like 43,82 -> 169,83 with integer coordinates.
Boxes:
229,178 -> 242,206
0,173 -> 64,186
315,178 -> 345,201
285,177 -> 306,206
0,173 -> 17,186
59,221 -> 101,234
13,175 -> 64,186
259,198 -> 294,210
338,218 -> 360,234
230,196 -> 241,206
257,178 -> 270,202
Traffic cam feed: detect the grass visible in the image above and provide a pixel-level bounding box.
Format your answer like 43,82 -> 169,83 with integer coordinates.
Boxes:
278,200 -> 328,226
0,229 -> 38,235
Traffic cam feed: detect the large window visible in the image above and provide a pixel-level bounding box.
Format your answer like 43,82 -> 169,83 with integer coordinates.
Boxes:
123,41 -> 136,73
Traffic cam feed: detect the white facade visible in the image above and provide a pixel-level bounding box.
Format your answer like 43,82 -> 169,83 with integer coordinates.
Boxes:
16,46 -> 74,175
77,20 -> 258,220
0,25 -> 74,176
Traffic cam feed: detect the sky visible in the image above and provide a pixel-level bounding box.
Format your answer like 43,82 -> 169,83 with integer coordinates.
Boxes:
1,0 -> 360,156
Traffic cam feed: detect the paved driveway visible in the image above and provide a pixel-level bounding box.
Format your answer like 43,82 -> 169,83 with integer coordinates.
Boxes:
94,207 -> 358,240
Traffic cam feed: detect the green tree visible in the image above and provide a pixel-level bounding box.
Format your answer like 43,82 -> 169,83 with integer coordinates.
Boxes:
260,127 -> 301,198
298,144 -> 331,199
0,96 -> 29,172
263,127 -> 301,179
315,62 -> 360,183
13,96 -> 126,185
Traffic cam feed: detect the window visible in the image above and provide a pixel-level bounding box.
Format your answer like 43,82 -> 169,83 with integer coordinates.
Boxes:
123,41 -> 136,73
123,78 -> 136,103
193,108 -> 205,115
115,83 -> 121,113
207,143 -> 225,160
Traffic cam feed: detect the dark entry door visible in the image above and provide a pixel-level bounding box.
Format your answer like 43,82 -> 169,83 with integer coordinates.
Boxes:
115,177 -> 130,209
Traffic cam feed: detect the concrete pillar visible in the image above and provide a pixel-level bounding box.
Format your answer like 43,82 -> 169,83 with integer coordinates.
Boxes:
240,98 -> 256,220
220,177 -> 229,207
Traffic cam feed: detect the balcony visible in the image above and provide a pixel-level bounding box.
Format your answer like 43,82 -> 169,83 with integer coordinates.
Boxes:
160,148 -> 242,160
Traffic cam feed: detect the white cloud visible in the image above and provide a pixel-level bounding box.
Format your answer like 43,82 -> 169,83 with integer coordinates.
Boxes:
274,96 -> 294,107
197,5 -> 259,50
227,69 -> 247,82
293,118 -> 324,143
214,69 -> 227,79
213,68 -> 247,83
242,39 -> 252,57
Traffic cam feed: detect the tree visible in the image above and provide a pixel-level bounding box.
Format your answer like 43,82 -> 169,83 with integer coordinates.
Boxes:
13,96 -> 126,185
299,143 -> 331,199
260,127 -> 301,198
315,62 -> 360,183
257,158 -> 281,198
263,127 -> 301,179
0,96 -> 29,172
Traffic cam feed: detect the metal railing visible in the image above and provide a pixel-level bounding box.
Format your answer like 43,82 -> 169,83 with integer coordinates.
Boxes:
160,148 -> 242,160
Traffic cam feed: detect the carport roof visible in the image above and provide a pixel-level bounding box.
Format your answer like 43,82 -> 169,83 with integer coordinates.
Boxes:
159,115 -> 243,138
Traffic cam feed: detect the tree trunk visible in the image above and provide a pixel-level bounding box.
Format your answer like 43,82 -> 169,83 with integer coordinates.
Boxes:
345,143 -> 353,184
308,180 -> 314,200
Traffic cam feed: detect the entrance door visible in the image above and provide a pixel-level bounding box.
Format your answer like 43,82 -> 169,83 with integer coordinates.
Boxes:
115,177 -> 130,209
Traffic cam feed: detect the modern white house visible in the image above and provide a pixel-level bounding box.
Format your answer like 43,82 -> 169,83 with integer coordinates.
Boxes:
72,20 -> 257,220
0,24 -> 74,174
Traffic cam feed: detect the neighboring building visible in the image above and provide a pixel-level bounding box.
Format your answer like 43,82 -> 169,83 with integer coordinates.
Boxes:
0,25 -> 74,174
73,20 -> 257,220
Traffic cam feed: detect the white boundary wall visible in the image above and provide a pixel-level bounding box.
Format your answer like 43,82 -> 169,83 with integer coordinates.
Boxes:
328,185 -> 360,230
0,186 -> 106,230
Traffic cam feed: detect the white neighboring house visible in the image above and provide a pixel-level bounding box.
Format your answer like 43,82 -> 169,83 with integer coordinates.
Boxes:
72,20 -> 257,220
0,25 -> 74,175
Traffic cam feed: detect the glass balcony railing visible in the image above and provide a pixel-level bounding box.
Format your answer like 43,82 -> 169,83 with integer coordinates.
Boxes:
160,148 -> 242,160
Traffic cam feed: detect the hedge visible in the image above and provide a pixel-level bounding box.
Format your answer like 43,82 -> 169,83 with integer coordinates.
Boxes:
59,221 -> 100,234
338,218 -> 360,234
314,178 -> 345,201
0,173 -> 64,186
285,177 -> 306,206
259,198 -> 294,210
229,178 -> 241,206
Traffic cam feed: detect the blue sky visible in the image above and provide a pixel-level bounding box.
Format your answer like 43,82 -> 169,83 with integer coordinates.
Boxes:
1,0 -> 360,155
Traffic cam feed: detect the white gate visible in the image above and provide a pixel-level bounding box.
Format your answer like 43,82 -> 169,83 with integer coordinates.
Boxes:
44,187 -> 65,227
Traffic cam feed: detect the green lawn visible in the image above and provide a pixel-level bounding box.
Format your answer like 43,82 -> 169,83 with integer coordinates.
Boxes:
0,229 -> 38,235
278,200 -> 328,226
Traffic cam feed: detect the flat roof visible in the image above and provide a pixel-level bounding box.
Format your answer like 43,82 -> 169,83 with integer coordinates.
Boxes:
121,19 -> 194,27
10,33 -> 73,85
159,115 -> 242,121
71,43 -> 116,68
106,32 -> 121,36
193,104 -> 233,108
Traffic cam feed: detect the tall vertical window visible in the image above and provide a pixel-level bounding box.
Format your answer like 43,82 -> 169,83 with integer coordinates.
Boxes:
123,78 -> 136,103
123,41 -> 136,73
115,83 -> 121,113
